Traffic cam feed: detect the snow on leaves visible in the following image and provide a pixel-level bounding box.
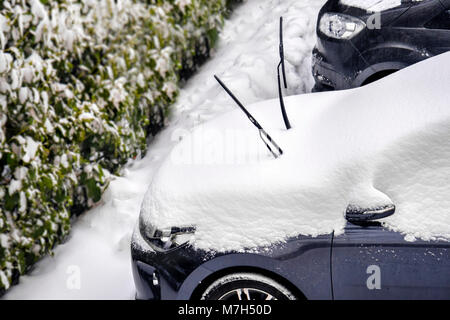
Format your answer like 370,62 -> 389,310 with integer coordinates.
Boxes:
0,0 -> 236,291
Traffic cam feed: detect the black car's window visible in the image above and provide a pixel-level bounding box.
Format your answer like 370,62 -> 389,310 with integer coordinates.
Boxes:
425,9 -> 450,30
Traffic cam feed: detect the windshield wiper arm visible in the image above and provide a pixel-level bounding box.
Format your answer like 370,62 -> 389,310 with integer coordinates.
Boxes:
278,16 -> 291,130
214,75 -> 283,158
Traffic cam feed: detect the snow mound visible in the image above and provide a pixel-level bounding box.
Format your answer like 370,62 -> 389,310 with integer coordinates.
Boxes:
374,123 -> 450,241
142,52 -> 450,251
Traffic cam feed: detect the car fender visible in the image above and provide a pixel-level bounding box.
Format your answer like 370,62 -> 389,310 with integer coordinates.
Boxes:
177,249 -> 332,300
353,60 -> 409,87
176,253 -> 298,300
354,45 -> 428,86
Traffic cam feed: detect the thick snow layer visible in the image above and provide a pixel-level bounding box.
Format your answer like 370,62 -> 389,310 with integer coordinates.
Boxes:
374,123 -> 450,241
143,52 -> 450,252
3,0 -> 325,299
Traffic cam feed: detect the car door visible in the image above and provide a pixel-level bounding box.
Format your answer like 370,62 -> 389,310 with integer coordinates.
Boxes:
331,220 -> 450,299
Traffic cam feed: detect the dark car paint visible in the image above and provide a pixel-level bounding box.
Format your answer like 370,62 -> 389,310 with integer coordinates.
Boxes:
333,223 -> 450,299
131,220 -> 450,299
132,233 -> 333,300
312,0 -> 450,91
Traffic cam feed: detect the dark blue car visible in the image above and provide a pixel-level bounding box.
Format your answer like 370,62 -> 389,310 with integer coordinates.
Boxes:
131,51 -> 450,300
132,222 -> 450,300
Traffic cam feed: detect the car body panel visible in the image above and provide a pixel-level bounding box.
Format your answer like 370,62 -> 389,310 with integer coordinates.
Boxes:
133,218 -> 450,300
332,222 -> 450,300
131,232 -> 333,300
390,0 -> 445,28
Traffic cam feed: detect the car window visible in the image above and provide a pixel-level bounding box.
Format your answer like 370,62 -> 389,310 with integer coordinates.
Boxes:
425,9 -> 450,29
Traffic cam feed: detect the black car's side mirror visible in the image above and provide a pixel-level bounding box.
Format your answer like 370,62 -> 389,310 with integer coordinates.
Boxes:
345,204 -> 395,223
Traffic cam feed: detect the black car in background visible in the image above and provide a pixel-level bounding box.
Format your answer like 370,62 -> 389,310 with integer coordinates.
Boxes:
312,0 -> 450,91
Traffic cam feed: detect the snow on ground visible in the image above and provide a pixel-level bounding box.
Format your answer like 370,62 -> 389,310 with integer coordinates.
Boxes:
3,0 -> 325,299
143,52 -> 450,252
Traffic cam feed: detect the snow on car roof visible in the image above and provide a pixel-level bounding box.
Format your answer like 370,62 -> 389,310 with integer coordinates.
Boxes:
141,52 -> 450,252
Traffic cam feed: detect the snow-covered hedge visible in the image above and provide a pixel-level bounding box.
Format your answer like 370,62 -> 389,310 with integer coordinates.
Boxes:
0,0 -> 237,292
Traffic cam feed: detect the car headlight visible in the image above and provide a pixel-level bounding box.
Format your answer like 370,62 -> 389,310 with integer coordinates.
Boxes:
319,13 -> 366,40
139,214 -> 195,251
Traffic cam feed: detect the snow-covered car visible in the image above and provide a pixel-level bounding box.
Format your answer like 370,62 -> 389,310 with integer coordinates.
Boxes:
312,0 -> 450,91
131,52 -> 450,300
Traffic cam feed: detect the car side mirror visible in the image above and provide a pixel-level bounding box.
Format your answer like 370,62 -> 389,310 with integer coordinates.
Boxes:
345,204 -> 395,223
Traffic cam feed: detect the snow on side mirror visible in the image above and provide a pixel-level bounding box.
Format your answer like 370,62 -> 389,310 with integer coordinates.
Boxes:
345,204 -> 395,223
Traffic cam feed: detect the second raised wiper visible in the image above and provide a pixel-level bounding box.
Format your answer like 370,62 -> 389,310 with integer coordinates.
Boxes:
214,75 -> 283,159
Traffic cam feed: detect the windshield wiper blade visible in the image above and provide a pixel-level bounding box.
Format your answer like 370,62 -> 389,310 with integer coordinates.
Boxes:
214,75 -> 283,158
278,16 -> 291,130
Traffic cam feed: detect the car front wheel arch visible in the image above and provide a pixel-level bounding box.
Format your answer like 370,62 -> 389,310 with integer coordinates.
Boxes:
361,69 -> 399,86
190,266 -> 306,300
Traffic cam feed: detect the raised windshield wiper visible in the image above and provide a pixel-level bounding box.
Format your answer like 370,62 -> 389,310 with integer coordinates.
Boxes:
214,75 -> 283,159
278,16 -> 291,130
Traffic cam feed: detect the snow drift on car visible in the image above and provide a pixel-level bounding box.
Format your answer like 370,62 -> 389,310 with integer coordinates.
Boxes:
142,52 -> 450,252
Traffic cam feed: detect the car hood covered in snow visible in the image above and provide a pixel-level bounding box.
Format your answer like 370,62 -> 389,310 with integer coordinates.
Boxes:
141,52 -> 450,252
